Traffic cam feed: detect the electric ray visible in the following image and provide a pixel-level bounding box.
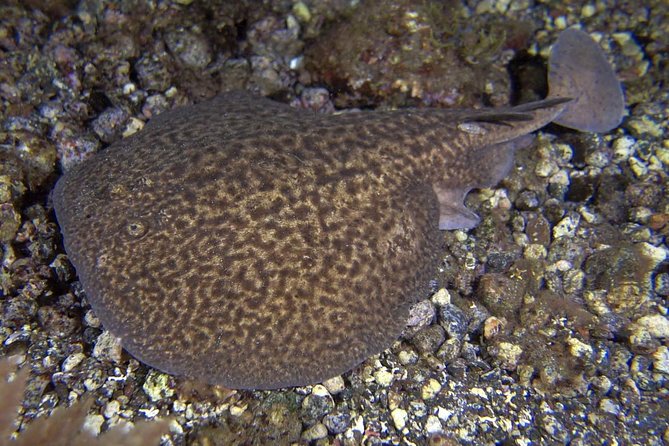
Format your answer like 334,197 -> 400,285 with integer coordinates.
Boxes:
53,28 -> 624,389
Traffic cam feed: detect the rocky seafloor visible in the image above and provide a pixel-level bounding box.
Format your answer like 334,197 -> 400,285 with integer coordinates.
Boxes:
1,0 -> 668,445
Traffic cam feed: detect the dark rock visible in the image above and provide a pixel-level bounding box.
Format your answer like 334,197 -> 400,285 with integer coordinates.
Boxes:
485,251 -> 516,273
37,306 -> 80,338
91,107 -> 130,144
323,411 -> 350,434
438,304 -> 469,340
3,296 -> 38,328
516,190 -> 540,210
164,28 -> 212,69
410,325 -> 446,354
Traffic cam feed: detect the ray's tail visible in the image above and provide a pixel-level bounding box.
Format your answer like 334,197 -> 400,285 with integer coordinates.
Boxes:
548,28 -> 625,132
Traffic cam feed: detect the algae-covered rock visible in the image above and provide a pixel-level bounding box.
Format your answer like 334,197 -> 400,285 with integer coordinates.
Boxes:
305,0 -> 531,107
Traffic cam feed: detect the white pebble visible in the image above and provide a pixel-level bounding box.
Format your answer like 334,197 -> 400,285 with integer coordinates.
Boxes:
230,404 -> 247,416
634,314 -> 669,338
311,384 -> 330,397
431,288 -> 451,306
581,4 -> 596,18
612,136 -> 636,161
302,423 -> 328,441
421,378 -> 442,400
554,16 -> 567,29
322,375 -> 345,394
567,337 -> 593,358
653,346 -> 669,374
425,414 -> 443,434
374,369 -> 394,387
93,330 -> 123,363
391,408 -> 408,430
62,352 -> 86,372
103,400 -> 121,419
398,350 -> 418,365
553,213 -> 580,239
83,414 -> 105,437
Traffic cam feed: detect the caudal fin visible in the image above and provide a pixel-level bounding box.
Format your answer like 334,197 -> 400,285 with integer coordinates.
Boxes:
548,28 -> 625,132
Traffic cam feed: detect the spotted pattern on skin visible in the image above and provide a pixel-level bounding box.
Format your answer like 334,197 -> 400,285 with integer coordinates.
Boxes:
53,92 -> 576,389
54,27 -> 624,389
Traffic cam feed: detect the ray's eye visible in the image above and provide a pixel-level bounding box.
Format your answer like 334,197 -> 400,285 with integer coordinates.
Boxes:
125,220 -> 148,239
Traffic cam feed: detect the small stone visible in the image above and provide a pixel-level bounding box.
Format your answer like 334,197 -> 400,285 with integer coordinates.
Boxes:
431,288 -> 451,306
483,317 -> 505,340
164,28 -> 212,69
564,269 -> 585,294
626,116 -> 663,138
567,337 -> 593,359
323,411 -> 350,434
478,273 -> 524,318
541,414 -> 568,442
122,117 -> 145,138
311,384 -> 330,397
3,296 -> 38,327
61,352 -> 86,372
446,358 -> 467,379
37,306 -> 80,338
628,156 -> 648,178
292,2 -> 311,23
302,386 -> 334,422
103,400 -> 120,419
84,370 -> 105,391
438,304 -> 469,340
486,251 -> 517,272
599,398 -> 620,415
406,300 -> 436,331
0,203 -> 21,242
633,314 -> 669,339
301,423 -> 328,441
524,244 -> 547,260
373,369 -> 395,387
387,390 -> 403,411
411,325 -> 446,354
516,190 -> 540,210
549,169 -> 569,188
421,378 -> 442,400
391,408 -> 408,430
612,136 -> 636,161
436,338 -> 461,362
230,404 -> 247,416
91,107 -> 130,144
591,375 -> 612,393
654,273 -> 669,296
581,4 -> 596,17
142,94 -> 170,118
92,330 -> 123,363
490,341 -> 523,370
425,415 -> 443,435
535,159 -> 558,178
585,150 -> 609,168
652,346 -> 669,374
554,15 -> 567,29
398,350 -> 418,367
83,414 -> 105,437
266,401 -> 300,438
322,375 -> 345,394
553,213 -> 580,239
142,370 -> 175,402
656,143 -> 669,166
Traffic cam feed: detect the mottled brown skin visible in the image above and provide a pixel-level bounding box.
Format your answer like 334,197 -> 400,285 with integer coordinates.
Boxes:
53,29 -> 623,389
